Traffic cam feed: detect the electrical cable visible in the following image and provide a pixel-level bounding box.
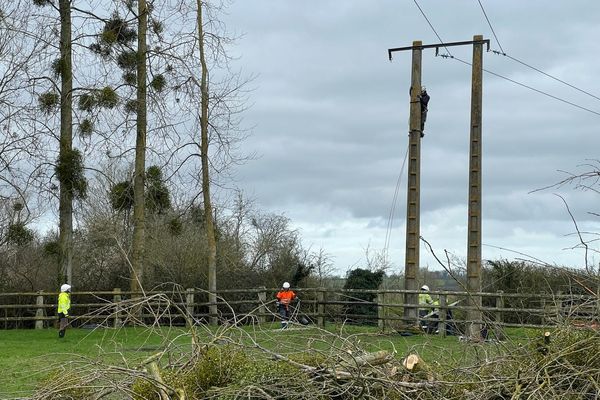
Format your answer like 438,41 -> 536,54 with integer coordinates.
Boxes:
383,142 -> 410,262
450,56 -> 600,117
476,0 -> 505,54
501,53 -> 600,103
412,0 -> 452,56
476,0 -> 600,103
411,0 -> 600,117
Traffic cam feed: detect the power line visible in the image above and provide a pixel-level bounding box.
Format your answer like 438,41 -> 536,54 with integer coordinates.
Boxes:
383,142 -> 410,262
476,0 -> 600,103
476,0 -> 505,54
499,53 -> 600,103
450,56 -> 600,117
411,0 -> 452,56
411,0 -> 600,117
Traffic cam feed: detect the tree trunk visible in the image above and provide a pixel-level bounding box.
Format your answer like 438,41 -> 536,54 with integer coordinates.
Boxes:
131,0 -> 148,295
58,0 -> 73,286
197,0 -> 218,325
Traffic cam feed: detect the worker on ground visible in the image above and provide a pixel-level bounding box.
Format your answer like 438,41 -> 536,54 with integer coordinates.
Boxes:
418,285 -> 434,329
57,284 -> 71,338
275,282 -> 297,329
419,86 -> 430,137
419,285 -> 434,315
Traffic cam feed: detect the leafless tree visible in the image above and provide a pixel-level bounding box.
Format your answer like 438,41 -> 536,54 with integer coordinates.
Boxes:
151,0 -> 255,323
0,1 -> 49,246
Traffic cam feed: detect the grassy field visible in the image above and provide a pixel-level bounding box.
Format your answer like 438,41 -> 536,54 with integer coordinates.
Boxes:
0,326 -> 193,398
0,324 -> 538,399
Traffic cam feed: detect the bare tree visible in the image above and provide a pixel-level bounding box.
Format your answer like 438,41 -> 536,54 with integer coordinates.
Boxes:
27,0 -> 89,286
0,1 -> 48,246
534,159 -> 600,268
196,0 -> 218,324
77,1 -> 181,294
153,0 -> 253,323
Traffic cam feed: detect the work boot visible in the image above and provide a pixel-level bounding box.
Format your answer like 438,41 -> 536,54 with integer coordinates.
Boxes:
59,329 -> 65,338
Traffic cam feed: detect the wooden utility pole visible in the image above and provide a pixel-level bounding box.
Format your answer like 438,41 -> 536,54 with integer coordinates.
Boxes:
403,41 -> 423,322
466,35 -> 483,338
388,37 -> 489,327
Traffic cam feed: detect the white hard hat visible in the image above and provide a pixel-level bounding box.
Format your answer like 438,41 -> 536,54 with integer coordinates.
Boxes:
282,282 -> 290,289
420,285 -> 429,291
60,284 -> 71,292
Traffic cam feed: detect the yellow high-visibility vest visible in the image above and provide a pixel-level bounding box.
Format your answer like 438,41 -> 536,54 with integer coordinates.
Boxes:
419,293 -> 433,305
58,292 -> 71,315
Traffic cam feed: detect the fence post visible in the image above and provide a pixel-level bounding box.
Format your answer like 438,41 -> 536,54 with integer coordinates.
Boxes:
556,290 -> 563,320
113,288 -> 122,328
545,297 -> 556,326
317,288 -> 325,328
186,288 -> 195,327
438,294 -> 446,337
541,296 -> 547,325
495,290 -> 504,325
258,287 -> 266,324
378,290 -> 385,331
35,291 -> 44,329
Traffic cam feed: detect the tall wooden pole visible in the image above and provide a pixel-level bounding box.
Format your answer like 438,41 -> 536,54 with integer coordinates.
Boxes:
403,41 -> 422,323
467,34 -> 483,338
388,37 -> 489,328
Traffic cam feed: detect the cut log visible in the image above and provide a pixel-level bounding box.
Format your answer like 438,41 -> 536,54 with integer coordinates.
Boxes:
402,354 -> 422,372
334,351 -> 393,379
352,350 -> 393,367
544,331 -> 551,345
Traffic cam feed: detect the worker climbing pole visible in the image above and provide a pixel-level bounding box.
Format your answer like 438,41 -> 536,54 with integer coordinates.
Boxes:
419,87 -> 430,136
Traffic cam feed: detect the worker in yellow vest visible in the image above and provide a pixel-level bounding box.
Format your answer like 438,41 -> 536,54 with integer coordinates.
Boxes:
418,285 -> 434,318
57,284 -> 71,338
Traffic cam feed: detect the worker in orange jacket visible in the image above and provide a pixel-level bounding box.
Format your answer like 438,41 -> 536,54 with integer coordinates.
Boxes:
276,282 -> 297,329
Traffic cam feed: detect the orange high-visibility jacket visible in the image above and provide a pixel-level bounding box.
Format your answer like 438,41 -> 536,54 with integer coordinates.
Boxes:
276,290 -> 297,308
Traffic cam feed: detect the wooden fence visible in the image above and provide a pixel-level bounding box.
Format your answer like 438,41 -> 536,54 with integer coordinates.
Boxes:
0,288 -> 597,334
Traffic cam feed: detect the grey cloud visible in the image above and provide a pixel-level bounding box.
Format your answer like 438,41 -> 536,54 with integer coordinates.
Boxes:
221,1 -> 600,270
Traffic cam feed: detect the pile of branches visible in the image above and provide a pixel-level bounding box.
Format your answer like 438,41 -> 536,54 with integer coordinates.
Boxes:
29,289 -> 599,400
439,327 -> 599,399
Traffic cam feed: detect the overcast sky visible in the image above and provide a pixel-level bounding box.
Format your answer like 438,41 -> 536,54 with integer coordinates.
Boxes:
218,0 -> 600,275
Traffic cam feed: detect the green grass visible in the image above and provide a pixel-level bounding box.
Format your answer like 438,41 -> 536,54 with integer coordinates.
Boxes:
0,324 -> 540,398
0,326 -> 188,398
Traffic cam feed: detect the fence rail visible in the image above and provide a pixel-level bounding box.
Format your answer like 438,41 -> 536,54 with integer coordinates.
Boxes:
0,288 -> 597,334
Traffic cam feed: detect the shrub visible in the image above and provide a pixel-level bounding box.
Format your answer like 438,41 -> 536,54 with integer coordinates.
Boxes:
343,268 -> 384,324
